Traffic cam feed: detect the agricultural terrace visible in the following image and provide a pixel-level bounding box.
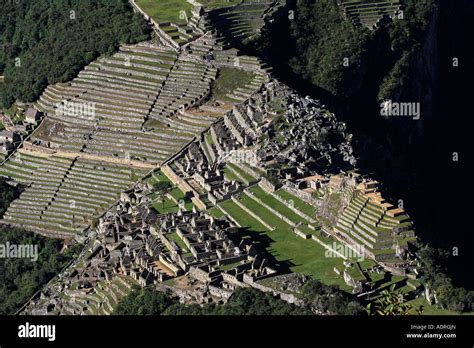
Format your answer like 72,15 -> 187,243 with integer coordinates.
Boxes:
211,67 -> 256,101
216,196 -> 351,290
200,0 -> 243,10
135,0 -> 193,25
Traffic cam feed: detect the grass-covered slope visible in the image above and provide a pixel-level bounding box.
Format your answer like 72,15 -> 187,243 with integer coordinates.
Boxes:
135,0 -> 193,25
200,0 -> 243,10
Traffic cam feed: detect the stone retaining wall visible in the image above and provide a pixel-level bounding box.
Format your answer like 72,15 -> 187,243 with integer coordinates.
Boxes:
270,191 -> 317,224
283,182 -> 320,207
258,177 -> 279,193
230,195 -> 273,230
247,280 -> 303,306
128,0 -> 180,49
243,189 -> 296,227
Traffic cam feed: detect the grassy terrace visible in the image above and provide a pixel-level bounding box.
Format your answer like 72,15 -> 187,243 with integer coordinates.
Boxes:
200,0 -> 242,10
166,232 -> 189,252
169,187 -> 193,210
406,297 -> 474,315
151,197 -> 181,214
223,165 -> 242,183
219,198 -> 349,290
201,132 -> 214,161
145,169 -> 173,185
136,0 -> 193,25
208,206 -> 225,218
225,163 -> 255,183
204,132 -> 214,146
274,188 -> 316,217
112,57 -> 174,69
218,260 -> 243,271
242,162 -> 265,176
87,63 -> 164,83
101,62 -> 170,76
340,0 -> 401,28
211,67 -> 255,100
248,186 -> 312,225
207,1 -> 273,45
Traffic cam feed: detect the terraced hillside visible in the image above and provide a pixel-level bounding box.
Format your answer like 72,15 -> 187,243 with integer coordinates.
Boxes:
188,34 -> 270,72
333,186 -> 416,263
206,0 -> 285,47
131,0 -> 205,48
53,275 -> 138,315
0,149 -> 148,237
0,39 -> 249,236
339,0 -> 401,28
200,0 -> 242,10
32,43 -> 219,164
145,55 -> 218,128
135,0 -> 193,25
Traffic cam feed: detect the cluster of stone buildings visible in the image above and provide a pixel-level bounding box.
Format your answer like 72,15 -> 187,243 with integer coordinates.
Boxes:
74,180 -> 264,290
22,175 -> 279,314
155,208 -> 276,301
170,143 -> 246,208
117,180 -> 276,297
19,67 -> 418,314
165,84 -> 273,209
0,107 -> 41,157
6,0 -> 424,316
167,78 -> 357,210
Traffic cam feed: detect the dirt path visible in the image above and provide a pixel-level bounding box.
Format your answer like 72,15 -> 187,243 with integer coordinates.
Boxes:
19,143 -> 157,169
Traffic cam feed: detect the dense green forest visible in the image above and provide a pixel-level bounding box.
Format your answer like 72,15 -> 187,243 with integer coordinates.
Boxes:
115,287 -> 307,315
287,0 -> 370,100
286,0 -> 437,102
0,227 -> 81,314
114,279 -> 364,315
417,246 -> 473,313
0,179 -> 21,217
0,0 -> 150,108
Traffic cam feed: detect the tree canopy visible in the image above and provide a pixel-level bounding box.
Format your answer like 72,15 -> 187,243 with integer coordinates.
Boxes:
114,287 -> 309,316
0,227 -> 81,314
417,245 -> 473,313
0,179 -> 21,218
114,279 -> 366,315
287,0 -> 437,102
0,0 -> 150,107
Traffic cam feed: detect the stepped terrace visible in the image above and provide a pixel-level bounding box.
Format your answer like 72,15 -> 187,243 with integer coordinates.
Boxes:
339,0 -> 401,28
